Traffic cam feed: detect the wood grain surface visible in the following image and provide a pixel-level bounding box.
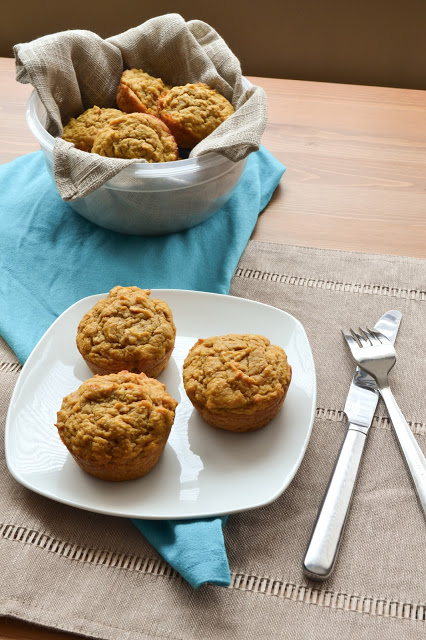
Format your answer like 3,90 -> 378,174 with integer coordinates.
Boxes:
1,57 -> 426,257
0,54 -> 425,640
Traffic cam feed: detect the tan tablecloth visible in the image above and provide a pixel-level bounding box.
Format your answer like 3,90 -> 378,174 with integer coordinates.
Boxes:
1,240 -> 425,639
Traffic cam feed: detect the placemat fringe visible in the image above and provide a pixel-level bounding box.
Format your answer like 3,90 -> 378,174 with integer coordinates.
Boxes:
0,523 -> 177,580
0,360 -> 21,373
229,573 -> 425,621
234,268 -> 426,301
315,407 -> 426,436
1,523 -> 424,621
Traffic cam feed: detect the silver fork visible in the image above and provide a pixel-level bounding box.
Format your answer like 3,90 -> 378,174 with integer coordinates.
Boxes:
342,327 -> 426,516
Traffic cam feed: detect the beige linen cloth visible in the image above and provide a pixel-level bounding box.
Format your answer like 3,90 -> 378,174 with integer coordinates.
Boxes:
1,241 -> 425,639
14,13 -> 267,200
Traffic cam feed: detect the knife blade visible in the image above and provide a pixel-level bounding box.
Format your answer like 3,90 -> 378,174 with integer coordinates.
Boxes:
303,310 -> 402,581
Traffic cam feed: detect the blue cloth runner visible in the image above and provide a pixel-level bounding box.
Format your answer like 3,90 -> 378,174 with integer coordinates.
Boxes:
0,147 -> 285,588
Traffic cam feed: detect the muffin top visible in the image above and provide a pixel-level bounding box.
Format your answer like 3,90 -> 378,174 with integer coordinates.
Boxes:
76,286 -> 176,373
62,106 -> 124,152
116,68 -> 168,115
182,334 -> 291,413
91,112 -> 178,161
158,83 -> 234,147
56,371 -> 177,464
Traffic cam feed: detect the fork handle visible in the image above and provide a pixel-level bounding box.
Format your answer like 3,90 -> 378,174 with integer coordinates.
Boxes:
379,386 -> 426,516
303,426 -> 367,580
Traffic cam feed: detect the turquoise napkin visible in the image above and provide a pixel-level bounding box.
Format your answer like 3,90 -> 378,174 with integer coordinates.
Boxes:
0,147 -> 285,588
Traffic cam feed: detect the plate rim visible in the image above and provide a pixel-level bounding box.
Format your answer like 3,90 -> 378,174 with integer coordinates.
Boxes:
5,289 -> 317,519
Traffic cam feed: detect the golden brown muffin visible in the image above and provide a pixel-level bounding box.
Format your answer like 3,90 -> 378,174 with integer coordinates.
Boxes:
91,112 -> 178,161
62,106 -> 124,152
182,334 -> 292,432
116,68 -> 168,115
56,371 -> 178,481
158,83 -> 235,149
76,286 -> 176,378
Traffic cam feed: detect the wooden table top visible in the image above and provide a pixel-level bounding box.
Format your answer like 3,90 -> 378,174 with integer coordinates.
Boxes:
0,55 -> 425,640
1,57 -> 426,258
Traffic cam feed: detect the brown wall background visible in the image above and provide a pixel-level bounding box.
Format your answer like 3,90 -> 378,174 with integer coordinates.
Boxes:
2,0 -> 425,90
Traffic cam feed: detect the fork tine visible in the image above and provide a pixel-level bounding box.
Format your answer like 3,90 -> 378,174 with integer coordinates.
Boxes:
357,328 -> 372,346
342,329 -> 360,355
365,327 -> 383,344
347,327 -> 369,347
368,328 -> 389,343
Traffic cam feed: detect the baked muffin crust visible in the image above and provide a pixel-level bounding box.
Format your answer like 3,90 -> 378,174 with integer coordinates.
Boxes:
158,83 -> 234,148
183,334 -> 292,431
76,286 -> 176,377
56,371 -> 177,481
91,113 -> 178,161
116,68 -> 168,115
62,106 -> 124,152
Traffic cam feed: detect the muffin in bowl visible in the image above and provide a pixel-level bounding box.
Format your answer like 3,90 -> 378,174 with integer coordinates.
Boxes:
76,286 -> 176,378
116,68 -> 169,115
158,83 -> 234,149
182,334 -> 291,432
91,112 -> 179,161
62,106 -> 124,152
56,371 -> 178,481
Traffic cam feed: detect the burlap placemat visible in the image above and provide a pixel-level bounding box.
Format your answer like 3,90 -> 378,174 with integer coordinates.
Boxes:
14,13 -> 267,200
1,241 -> 425,639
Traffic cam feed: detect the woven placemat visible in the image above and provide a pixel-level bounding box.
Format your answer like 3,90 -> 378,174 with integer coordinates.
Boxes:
1,240 -> 425,639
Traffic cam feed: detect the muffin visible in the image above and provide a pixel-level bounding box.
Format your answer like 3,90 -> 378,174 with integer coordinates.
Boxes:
56,371 -> 178,481
62,106 -> 124,152
76,286 -> 176,378
91,112 -> 179,161
182,334 -> 291,432
116,68 -> 168,115
158,83 -> 235,148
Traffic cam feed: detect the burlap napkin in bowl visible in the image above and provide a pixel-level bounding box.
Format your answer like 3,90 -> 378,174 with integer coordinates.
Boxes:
14,13 -> 268,201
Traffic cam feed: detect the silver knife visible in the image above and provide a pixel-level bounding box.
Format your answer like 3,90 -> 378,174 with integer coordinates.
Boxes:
303,310 -> 402,581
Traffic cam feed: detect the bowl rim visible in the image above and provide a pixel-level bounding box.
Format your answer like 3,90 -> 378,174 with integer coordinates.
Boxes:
26,77 -> 253,175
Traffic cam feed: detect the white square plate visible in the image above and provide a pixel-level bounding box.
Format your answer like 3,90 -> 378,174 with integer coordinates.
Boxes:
5,290 -> 316,519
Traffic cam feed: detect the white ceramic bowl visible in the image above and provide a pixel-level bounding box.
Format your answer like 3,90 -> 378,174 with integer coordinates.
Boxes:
26,83 -> 250,236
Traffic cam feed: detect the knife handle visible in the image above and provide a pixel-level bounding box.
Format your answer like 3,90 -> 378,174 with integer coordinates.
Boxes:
303,426 -> 367,580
